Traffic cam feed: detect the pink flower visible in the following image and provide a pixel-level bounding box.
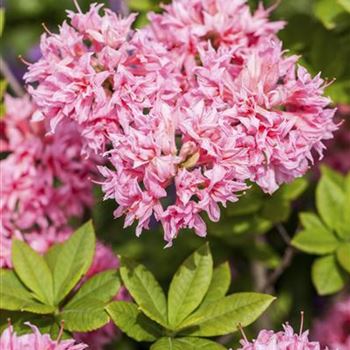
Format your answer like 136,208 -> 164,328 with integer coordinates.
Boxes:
237,324 -> 324,350
25,1 -> 337,246
312,297 -> 350,350
146,0 -> 285,83
0,322 -> 87,350
0,95 -> 96,267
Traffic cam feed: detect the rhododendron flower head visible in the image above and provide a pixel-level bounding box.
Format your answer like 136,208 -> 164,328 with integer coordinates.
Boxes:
237,316 -> 325,350
312,296 -> 350,350
0,322 -> 87,350
25,1 -> 337,246
0,95 -> 96,267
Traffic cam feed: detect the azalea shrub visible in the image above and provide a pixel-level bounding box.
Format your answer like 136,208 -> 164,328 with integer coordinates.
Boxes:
0,0 -> 349,349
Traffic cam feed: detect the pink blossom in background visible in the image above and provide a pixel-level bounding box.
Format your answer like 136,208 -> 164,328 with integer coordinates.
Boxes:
0,322 -> 87,350
237,324 -> 324,350
74,242 -> 130,350
321,105 -> 350,173
25,0 -> 337,246
0,95 -> 96,267
312,296 -> 350,350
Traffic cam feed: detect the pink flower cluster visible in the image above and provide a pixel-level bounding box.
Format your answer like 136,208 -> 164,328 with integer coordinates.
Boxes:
0,323 -> 87,350
25,0 -> 337,246
74,242 -> 130,350
237,324 -> 324,350
0,95 -> 96,267
312,296 -> 350,350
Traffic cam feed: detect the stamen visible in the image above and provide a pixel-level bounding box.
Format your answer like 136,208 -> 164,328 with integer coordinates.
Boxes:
237,323 -> 248,343
299,311 -> 304,336
56,320 -> 65,344
8,319 -> 13,350
42,22 -> 53,35
72,0 -> 82,13
18,55 -> 31,66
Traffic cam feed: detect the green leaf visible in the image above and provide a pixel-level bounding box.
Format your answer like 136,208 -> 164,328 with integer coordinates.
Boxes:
312,255 -> 346,295
60,298 -> 109,332
151,337 -> 226,350
338,0 -> 350,12
44,243 -> 63,273
0,269 -> 55,314
66,270 -> 121,308
316,170 -> 345,234
261,197 -> 290,224
52,221 -> 95,303
106,301 -> 162,342
336,243 -> 350,274
292,214 -> 339,254
120,257 -> 167,327
200,262 -> 231,307
227,187 -> 263,216
0,8 -> 4,37
129,0 -> 155,11
179,293 -> 275,337
168,244 -> 213,327
0,311 -> 55,336
314,0 -> 346,29
0,80 -> 7,99
338,175 -> 350,239
292,230 -> 339,255
279,178 -> 308,200
12,240 -> 54,305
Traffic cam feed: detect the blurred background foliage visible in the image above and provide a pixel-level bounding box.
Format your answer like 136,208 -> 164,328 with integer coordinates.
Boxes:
2,0 -> 350,349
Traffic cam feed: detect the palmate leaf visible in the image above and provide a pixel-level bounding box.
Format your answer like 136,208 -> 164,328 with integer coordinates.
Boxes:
12,240 -> 54,305
120,257 -> 168,327
0,269 -> 55,314
178,293 -> 275,337
200,262 -> 231,307
167,243 -> 213,327
150,337 -> 226,350
60,298 -> 109,332
51,220 -> 95,304
66,270 -> 121,307
312,255 -> 346,295
106,301 -> 163,342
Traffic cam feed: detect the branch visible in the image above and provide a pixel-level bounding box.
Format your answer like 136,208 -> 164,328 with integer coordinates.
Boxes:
260,245 -> 295,293
260,223 -> 295,293
0,56 -> 25,97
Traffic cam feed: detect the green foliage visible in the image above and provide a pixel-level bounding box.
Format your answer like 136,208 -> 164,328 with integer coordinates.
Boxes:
107,301 -> 163,341
51,220 -> 95,303
12,240 -> 54,305
108,244 -> 274,347
312,255 -> 346,295
168,243 -> 213,327
0,221 -> 120,335
210,178 -> 308,240
179,293 -> 275,337
120,257 -> 168,326
151,337 -> 226,350
0,8 -> 4,37
292,168 -> 350,295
